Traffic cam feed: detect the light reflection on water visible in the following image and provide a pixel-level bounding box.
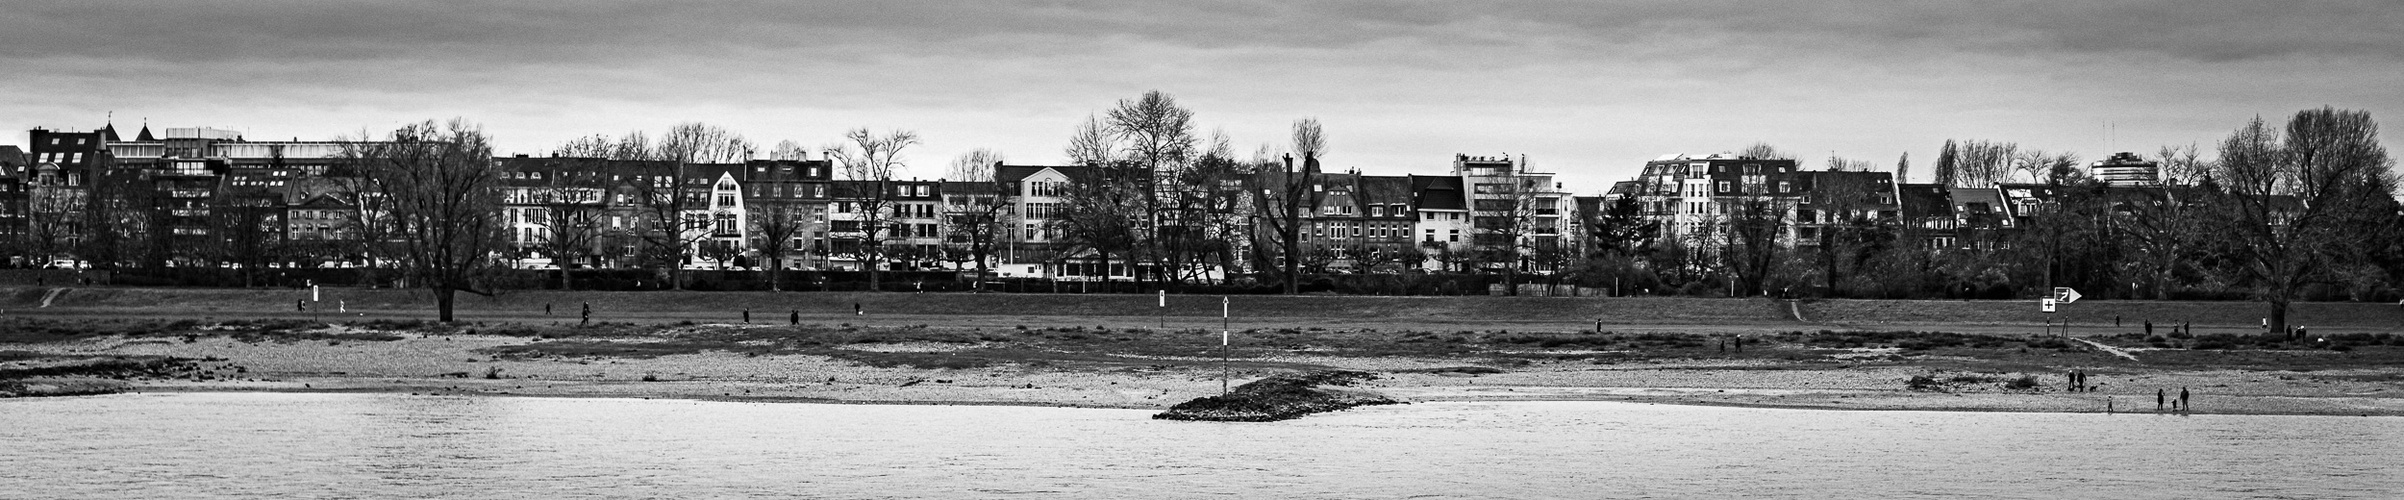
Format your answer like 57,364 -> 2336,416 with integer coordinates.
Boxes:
3,393 -> 2399,499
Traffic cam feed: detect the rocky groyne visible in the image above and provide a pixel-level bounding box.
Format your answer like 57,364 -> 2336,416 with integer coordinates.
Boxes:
1153,370 -> 1401,422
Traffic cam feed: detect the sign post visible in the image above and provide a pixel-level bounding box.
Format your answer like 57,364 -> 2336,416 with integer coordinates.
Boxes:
1158,290 -> 1166,328
1220,296 -> 1231,395
2044,287 -> 2079,338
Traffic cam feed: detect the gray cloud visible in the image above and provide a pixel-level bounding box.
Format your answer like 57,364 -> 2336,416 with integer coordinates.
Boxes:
2,1 -> 2397,190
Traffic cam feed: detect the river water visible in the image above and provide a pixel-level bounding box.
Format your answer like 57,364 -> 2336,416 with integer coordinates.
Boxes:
3,393 -> 2397,499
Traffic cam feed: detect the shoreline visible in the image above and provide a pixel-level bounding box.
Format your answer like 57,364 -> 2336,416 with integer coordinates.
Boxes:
7,311 -> 2400,418
30,375 -> 2393,418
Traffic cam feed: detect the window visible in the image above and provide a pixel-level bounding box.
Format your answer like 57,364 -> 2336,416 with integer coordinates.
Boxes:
717,194 -> 735,206
1717,181 -> 1731,193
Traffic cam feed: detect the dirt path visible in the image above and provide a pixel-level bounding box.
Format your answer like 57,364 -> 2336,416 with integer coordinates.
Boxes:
2074,338 -> 2141,362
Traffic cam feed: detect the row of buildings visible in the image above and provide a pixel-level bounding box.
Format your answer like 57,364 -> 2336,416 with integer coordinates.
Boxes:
2,122 -> 2172,281
0,123 -> 1580,280
1604,151 -> 2170,254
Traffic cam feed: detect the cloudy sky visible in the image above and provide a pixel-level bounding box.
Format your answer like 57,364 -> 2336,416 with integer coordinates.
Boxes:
4,1 -> 2397,191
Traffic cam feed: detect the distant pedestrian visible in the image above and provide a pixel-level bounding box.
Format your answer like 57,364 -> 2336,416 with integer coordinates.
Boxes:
2115,315 -> 2122,327
546,303 -> 553,315
581,302 -> 592,326
1733,337 -> 1742,351
789,310 -> 799,325
297,300 -> 307,312
854,303 -> 863,316
2144,321 -> 2153,336
2180,387 -> 2190,411
743,309 -> 751,323
2157,389 -> 2165,411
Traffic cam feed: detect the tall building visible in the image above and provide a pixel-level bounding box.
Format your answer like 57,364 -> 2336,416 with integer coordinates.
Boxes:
2089,152 -> 2161,187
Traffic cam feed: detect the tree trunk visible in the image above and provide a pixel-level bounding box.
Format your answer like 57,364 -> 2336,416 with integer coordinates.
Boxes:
2268,296 -> 2290,339
670,262 -> 685,290
766,260 -> 782,292
1282,234 -> 1299,294
558,267 -> 572,291
436,286 -> 457,323
972,249 -> 990,293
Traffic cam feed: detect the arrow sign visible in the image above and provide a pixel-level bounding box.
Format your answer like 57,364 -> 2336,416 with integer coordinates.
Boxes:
2053,287 -> 2082,304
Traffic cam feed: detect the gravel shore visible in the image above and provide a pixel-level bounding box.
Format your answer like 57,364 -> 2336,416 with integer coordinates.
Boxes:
15,333 -> 2403,417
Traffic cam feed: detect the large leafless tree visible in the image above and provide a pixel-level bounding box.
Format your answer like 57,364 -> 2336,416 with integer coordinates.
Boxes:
826,128 -> 919,291
944,148 -> 1014,291
2207,108 -> 2398,335
340,119 -> 504,322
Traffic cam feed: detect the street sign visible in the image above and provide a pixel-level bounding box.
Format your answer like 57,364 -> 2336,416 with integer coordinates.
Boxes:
2053,287 -> 2082,304
2041,298 -> 2058,313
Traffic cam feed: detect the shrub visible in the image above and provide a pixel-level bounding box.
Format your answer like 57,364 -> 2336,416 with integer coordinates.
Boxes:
2004,375 -> 2041,390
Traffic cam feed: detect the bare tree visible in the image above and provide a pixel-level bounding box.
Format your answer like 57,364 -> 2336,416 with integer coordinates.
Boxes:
2155,143 -> 2212,185
2012,150 -> 2084,184
1719,189 -> 1787,297
1109,91 -> 1198,173
826,128 -> 920,291
1252,150 -> 1323,294
1292,118 -> 1328,159
1065,114 -> 1115,166
340,118 -> 504,322
25,185 -> 83,264
2207,108 -> 2398,335
748,202 -> 811,291
1471,175 -> 1544,295
631,123 -> 754,289
1740,142 -> 1792,160
944,148 -> 1013,291
531,166 -> 608,290
768,140 -> 809,161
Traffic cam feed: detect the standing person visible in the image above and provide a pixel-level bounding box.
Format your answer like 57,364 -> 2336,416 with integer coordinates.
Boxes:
854,303 -> 863,316
546,303 -> 553,316
2180,387 -> 2190,411
743,309 -> 751,323
2145,321 -> 2153,336
2157,389 -> 2166,411
789,310 -> 799,325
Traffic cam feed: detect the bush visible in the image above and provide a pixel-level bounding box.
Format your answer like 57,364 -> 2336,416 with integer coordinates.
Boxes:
2003,375 -> 2041,390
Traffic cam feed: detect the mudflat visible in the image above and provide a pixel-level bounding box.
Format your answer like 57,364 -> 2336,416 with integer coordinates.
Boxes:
5,288 -> 2401,416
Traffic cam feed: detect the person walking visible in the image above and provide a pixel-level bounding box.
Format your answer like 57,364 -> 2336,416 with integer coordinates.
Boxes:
580,302 -> 592,327
546,303 -> 553,316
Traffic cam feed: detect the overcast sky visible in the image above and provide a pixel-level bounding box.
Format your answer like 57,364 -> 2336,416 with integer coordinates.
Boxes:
4,1 -> 2398,192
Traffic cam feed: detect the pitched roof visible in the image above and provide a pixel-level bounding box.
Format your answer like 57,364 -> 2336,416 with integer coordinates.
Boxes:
1410,174 -> 1466,210
1896,183 -> 1954,219
1355,175 -> 1414,206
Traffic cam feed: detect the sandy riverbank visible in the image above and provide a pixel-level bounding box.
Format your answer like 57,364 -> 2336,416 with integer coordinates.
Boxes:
12,328 -> 2402,417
